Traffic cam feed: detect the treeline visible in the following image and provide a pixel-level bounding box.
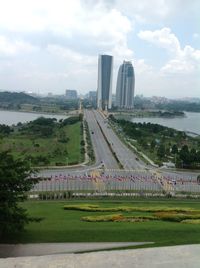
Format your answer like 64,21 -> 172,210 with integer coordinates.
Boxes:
40,97 -> 79,110
156,101 -> 200,112
20,115 -> 82,138
109,114 -> 200,169
0,91 -> 38,104
0,124 -> 13,136
175,145 -> 200,168
132,96 -> 200,112
109,115 -> 178,139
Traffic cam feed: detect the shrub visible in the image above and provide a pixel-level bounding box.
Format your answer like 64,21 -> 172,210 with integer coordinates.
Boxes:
81,214 -> 156,222
81,214 -> 123,222
154,212 -> 200,222
63,204 -> 199,214
181,219 -> 200,224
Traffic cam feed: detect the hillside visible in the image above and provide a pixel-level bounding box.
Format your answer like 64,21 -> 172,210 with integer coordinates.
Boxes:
0,91 -> 39,104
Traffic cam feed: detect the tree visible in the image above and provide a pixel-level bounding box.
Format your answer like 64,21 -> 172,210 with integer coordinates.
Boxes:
171,144 -> 178,154
179,145 -> 190,166
0,151 -> 38,238
190,148 -> 197,163
150,139 -> 156,150
197,175 -> 200,184
157,144 -> 165,158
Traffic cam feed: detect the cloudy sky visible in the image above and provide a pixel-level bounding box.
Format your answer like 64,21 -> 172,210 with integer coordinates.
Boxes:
0,0 -> 199,97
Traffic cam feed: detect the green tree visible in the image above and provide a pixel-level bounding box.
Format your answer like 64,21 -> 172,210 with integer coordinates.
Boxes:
179,145 -> 190,166
150,139 -> 156,150
190,148 -> 197,163
171,144 -> 178,154
0,151 -> 38,238
157,144 -> 165,158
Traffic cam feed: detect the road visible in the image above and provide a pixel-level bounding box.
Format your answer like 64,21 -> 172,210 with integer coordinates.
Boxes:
84,109 -> 119,169
37,109 -> 199,190
94,110 -> 145,169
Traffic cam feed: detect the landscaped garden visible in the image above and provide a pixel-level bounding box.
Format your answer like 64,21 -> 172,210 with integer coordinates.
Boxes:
4,199 -> 200,248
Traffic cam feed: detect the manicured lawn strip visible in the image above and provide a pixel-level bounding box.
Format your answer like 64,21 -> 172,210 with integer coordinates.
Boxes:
65,121 -> 82,164
3,200 -> 200,247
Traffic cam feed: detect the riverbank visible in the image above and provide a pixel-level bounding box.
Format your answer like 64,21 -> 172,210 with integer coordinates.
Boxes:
124,111 -> 200,136
109,114 -> 200,169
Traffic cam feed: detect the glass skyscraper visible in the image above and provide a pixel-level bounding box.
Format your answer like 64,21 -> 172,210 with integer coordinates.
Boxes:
97,54 -> 113,110
116,61 -> 135,109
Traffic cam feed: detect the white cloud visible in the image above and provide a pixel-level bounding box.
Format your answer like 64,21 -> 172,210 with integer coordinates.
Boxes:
0,0 -> 133,62
138,27 -> 180,53
134,59 -> 153,75
193,33 -> 200,39
47,44 -> 96,67
0,35 -> 38,56
138,27 -> 200,74
0,0 -> 199,97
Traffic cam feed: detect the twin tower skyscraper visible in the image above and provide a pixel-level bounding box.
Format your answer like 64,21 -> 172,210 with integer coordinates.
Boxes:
97,54 -> 135,110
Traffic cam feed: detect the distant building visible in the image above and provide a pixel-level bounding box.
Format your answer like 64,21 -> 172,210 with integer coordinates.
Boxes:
116,61 -> 135,109
65,89 -> 78,100
47,92 -> 53,97
97,54 -> 113,110
89,91 -> 97,102
112,94 -> 116,107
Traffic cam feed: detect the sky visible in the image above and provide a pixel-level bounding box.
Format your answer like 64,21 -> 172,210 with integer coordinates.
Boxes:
0,0 -> 199,98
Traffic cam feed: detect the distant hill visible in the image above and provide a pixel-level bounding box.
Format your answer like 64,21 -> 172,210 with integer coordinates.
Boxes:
0,91 -> 39,104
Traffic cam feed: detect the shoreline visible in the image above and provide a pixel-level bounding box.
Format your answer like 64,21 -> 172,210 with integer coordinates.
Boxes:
0,108 -> 75,116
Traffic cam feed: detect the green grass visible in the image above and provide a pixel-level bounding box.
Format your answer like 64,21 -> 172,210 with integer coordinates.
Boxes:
4,199 -> 200,248
0,122 -> 83,166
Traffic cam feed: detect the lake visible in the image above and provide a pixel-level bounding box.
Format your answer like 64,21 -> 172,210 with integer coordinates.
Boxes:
0,110 -> 68,125
130,112 -> 200,135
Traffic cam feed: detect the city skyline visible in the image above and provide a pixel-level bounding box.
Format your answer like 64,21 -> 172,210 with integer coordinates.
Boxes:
0,1 -> 199,98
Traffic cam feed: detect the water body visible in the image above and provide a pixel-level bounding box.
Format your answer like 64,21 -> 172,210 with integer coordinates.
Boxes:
130,112 -> 200,135
0,110 -> 68,125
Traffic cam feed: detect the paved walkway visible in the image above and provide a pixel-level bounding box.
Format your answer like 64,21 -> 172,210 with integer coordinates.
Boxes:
0,244 -> 200,267
0,242 -> 152,258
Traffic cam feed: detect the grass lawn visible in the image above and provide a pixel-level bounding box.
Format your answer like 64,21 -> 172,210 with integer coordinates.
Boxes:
0,122 -> 83,165
4,199 -> 200,248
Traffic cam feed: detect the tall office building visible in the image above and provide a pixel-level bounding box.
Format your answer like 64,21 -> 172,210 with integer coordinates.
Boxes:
97,54 -> 113,110
65,89 -> 78,100
116,61 -> 135,109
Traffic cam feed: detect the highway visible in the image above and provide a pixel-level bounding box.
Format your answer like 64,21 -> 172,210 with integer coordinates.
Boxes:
39,109 -> 119,178
94,110 -> 145,169
84,109 -> 119,169
37,109 -> 200,194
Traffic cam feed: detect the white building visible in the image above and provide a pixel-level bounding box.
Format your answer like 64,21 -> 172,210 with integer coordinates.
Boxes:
116,61 -> 135,109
